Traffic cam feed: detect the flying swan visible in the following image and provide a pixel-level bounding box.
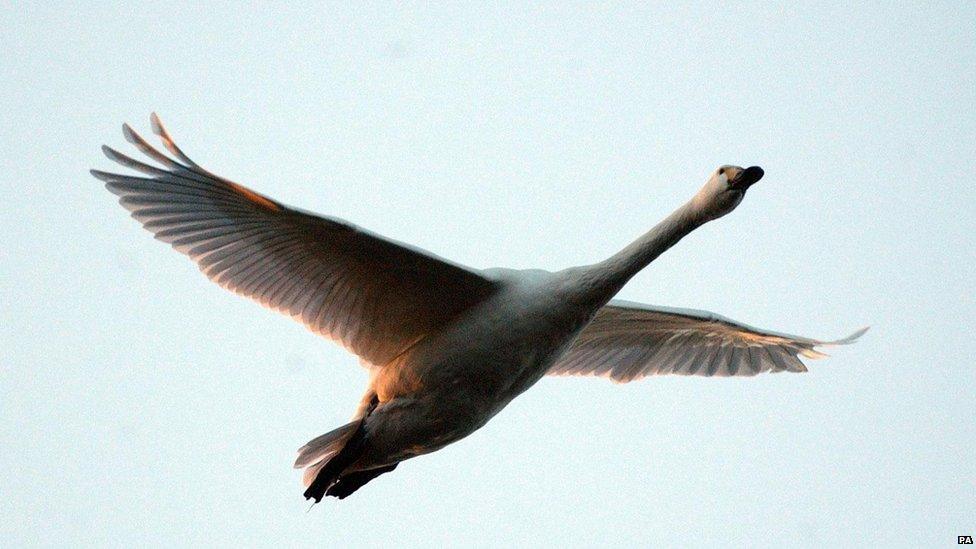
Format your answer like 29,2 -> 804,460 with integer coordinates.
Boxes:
93,114 -> 866,503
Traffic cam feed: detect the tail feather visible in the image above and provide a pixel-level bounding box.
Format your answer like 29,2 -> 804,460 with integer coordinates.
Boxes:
303,420 -> 370,502
302,460 -> 329,488
298,395 -> 381,502
294,421 -> 359,470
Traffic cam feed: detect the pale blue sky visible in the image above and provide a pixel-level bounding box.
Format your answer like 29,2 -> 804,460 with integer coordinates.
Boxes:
2,2 -> 974,547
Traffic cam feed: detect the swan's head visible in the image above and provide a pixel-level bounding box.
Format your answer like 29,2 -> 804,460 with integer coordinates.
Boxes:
693,165 -> 764,220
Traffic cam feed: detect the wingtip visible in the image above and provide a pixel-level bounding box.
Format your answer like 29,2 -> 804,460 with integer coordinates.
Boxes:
92,169 -> 124,195
820,326 -> 870,347
150,112 -> 164,135
89,168 -> 111,181
121,122 -> 139,144
100,144 -> 117,159
146,112 -> 202,169
836,326 -> 870,345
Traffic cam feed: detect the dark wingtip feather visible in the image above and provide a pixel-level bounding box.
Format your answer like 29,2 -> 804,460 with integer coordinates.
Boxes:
91,169 -> 127,196
121,122 -> 139,145
100,144 -> 132,167
101,144 -> 138,166
824,326 -> 870,346
99,142 -> 173,177
90,168 -> 116,182
93,170 -> 126,196
150,112 -> 163,133
100,144 -> 117,160
121,118 -> 198,173
149,112 -> 202,169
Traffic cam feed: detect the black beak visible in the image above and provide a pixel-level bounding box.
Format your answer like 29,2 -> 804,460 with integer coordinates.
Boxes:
731,166 -> 763,190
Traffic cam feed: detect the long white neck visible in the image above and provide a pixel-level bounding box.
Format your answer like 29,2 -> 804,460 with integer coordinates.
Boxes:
578,199 -> 707,306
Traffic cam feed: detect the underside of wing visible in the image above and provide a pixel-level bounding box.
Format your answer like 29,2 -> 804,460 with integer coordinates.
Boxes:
549,300 -> 867,382
94,114 -> 500,368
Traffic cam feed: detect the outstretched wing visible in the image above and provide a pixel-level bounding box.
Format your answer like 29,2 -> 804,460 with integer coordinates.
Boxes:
94,114 -> 499,368
549,300 -> 866,382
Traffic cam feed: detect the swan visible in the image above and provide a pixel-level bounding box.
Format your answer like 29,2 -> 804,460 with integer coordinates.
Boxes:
93,114 -> 866,503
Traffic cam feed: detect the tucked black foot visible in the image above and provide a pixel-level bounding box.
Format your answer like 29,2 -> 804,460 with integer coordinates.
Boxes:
303,397 -> 378,503
326,463 -> 399,500
303,477 -> 331,503
303,439 -> 367,502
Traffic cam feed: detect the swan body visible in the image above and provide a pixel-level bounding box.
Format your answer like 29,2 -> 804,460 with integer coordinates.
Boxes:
361,267 -> 600,468
94,115 -> 865,502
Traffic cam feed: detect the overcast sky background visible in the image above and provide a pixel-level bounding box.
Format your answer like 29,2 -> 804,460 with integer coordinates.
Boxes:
2,3 -> 974,547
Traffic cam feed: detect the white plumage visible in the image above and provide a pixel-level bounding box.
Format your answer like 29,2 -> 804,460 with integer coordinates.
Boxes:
94,114 -> 865,502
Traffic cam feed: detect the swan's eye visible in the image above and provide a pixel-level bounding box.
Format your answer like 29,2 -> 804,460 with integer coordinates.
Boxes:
718,168 -> 725,176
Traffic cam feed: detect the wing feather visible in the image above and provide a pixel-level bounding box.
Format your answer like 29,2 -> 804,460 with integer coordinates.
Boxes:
549,300 -> 866,382
96,114 -> 500,368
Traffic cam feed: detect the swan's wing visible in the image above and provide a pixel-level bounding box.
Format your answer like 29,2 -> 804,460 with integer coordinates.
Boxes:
94,114 -> 499,368
549,300 -> 867,382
